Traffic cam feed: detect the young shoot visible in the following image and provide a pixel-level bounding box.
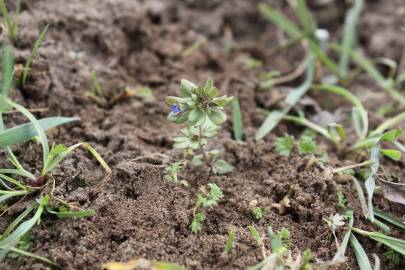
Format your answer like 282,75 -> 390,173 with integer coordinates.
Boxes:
223,228 -> 236,255
249,199 -> 264,220
0,0 -> 21,40
164,161 -> 188,187
190,183 -> 223,234
166,79 -> 234,175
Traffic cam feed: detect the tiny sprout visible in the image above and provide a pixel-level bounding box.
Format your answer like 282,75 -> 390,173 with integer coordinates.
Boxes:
324,213 -> 345,247
223,229 -> 236,255
336,191 -> 346,209
249,200 -> 264,220
167,79 -> 234,175
190,183 -> 223,234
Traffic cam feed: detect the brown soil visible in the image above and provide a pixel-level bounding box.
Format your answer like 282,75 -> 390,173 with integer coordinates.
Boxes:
0,0 -> 404,270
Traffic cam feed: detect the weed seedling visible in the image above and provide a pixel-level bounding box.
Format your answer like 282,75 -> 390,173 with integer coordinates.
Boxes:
324,213 -> 345,248
274,134 -> 294,157
249,200 -> 264,220
190,183 -> 223,233
336,191 -> 346,209
0,0 -> 21,40
166,79 -> 234,175
223,228 -> 236,255
384,249 -> 404,269
164,161 -> 188,187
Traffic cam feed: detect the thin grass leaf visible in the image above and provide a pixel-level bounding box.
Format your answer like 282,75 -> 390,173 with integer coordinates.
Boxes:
6,147 -> 36,179
375,209 -> 405,230
1,44 -> 14,109
296,0 -> 316,35
0,246 -> 58,267
352,228 -> 405,256
372,112 -> 405,135
22,24 -> 49,86
0,116 -> 80,149
3,204 -> 36,236
259,3 -> 301,39
255,54 -> 315,140
0,0 -> 17,39
248,225 -> 262,245
339,0 -> 364,78
0,173 -> 26,190
46,207 -> 96,219
330,43 -> 405,107
224,229 -> 236,254
281,114 -> 334,142
349,233 -> 373,270
7,100 -> 49,163
231,97 -> 243,141
0,196 -> 48,261
42,142 -> 111,176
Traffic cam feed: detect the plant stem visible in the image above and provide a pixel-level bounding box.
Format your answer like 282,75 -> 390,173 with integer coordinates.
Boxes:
332,160 -> 374,174
373,112 -> 405,135
198,126 -> 213,174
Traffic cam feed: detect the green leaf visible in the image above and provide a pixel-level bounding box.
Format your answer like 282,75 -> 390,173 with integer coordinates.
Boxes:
381,149 -> 401,161
1,246 -> 58,267
188,109 -> 206,126
191,155 -> 204,167
167,111 -> 189,124
213,159 -> 234,175
42,142 -> 111,176
275,134 -> 294,157
380,129 -> 402,142
339,0 -> 364,78
180,79 -> 197,97
212,96 -> 233,107
0,0 -> 17,39
259,3 -> 301,39
375,209 -> 405,230
0,196 -> 48,259
298,136 -> 318,155
46,206 -> 96,219
352,228 -> 405,256
296,0 -> 316,35
231,97 -> 243,141
0,116 -> 79,149
22,24 -> 49,86
190,212 -> 205,234
1,44 -> 14,107
349,233 -> 373,270
248,225 -> 262,245
224,229 -> 236,254
206,108 -> 226,125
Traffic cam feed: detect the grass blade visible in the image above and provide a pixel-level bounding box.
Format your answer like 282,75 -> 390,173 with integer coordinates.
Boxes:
0,246 -> 58,267
352,228 -> 405,256
231,97 -> 243,141
255,54 -> 315,140
349,233 -> 373,270
296,0 -> 316,35
7,100 -> 49,163
0,0 -> 17,39
22,24 -> 49,86
3,205 -> 36,236
0,196 -> 48,259
259,3 -> 301,39
46,207 -> 96,219
224,229 -> 236,254
1,44 -> 14,106
339,0 -> 364,78
332,214 -> 354,262
0,116 -> 80,149
375,209 -> 405,230
330,43 -> 405,107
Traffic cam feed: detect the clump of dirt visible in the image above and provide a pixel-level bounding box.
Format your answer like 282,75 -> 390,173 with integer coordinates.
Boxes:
0,0 -> 404,269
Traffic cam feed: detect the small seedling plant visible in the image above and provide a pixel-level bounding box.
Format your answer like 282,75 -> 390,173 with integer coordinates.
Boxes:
190,183 -> 223,234
166,79 -> 234,175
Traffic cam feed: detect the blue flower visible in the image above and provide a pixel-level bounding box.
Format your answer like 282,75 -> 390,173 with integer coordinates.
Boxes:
171,104 -> 181,114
